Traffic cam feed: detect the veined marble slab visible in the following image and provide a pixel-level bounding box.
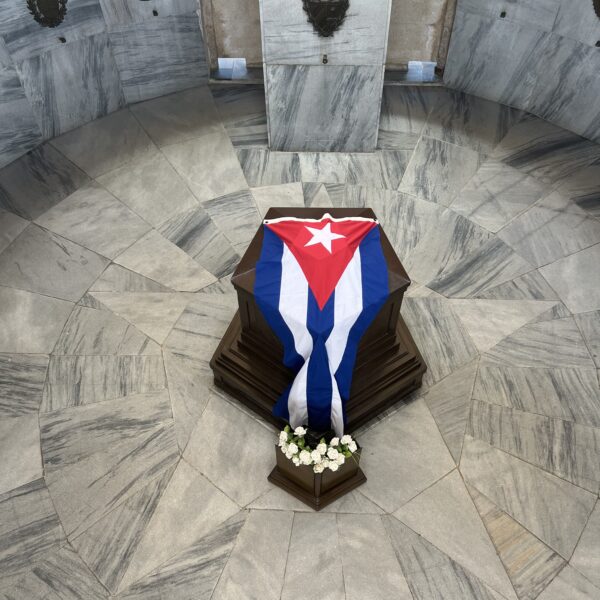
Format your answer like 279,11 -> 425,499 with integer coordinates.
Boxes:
236,148 -> 301,187
571,501 -> 600,589
346,151 -> 409,189
260,0 -> 391,65
460,436 -> 596,558
0,224 -> 108,301
303,182 -> 333,207
100,0 -> 198,28
298,152 -> 350,183
0,143 -> 88,220
537,565 -> 600,600
553,160 -> 600,219
265,65 -> 384,152
91,264 -> 171,292
0,209 -> 27,254
553,0 -> 600,47
576,311 -> 600,369
0,354 -> 48,418
0,64 -> 43,169
109,15 -> 208,104
474,269 -> 558,301
17,34 -> 125,139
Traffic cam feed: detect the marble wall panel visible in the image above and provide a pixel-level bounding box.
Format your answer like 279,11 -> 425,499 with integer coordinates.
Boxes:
100,0 -> 199,29
553,0 -> 600,47
16,34 -> 125,139
265,64 -> 384,152
109,15 -> 207,104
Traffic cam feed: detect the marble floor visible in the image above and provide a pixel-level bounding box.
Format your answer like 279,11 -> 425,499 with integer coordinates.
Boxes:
1,84 -> 599,600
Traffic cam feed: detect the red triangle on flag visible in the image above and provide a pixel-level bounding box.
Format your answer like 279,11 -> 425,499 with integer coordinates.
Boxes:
265,214 -> 377,309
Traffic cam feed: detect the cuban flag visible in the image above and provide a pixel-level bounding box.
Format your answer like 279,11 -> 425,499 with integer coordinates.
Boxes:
255,213 -> 389,436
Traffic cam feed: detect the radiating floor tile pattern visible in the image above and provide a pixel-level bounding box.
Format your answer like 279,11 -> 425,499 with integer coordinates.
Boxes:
0,84 -> 599,599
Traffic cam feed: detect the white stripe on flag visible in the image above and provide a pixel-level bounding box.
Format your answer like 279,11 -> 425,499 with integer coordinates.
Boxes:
326,248 -> 363,436
279,243 -> 312,427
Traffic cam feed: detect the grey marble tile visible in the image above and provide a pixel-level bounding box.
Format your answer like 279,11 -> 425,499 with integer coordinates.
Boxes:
251,182 -> 305,218
0,479 -> 65,581
360,399 -> 455,512
130,85 -> 221,147
161,129 -> 248,203
17,34 -> 124,139
0,354 -> 48,418
473,365 -> 600,428
444,8 -> 546,111
474,269 -> 559,301
428,237 -> 532,298
90,264 -> 171,292
0,0 -> 106,62
117,511 -> 246,600
424,90 -> 521,155
0,413 -> 42,495
53,305 -> 160,356
401,297 -> 478,386
553,159 -> 600,219
399,136 -> 482,207
498,190 -> 600,268
302,182 -> 333,207
159,205 -> 241,278
346,150 -> 410,189
212,510 -> 293,600
571,501 -> 600,589
162,350 -> 212,452
41,355 -> 166,412
460,436 -> 597,558
468,484 -> 565,600
553,0 -> 600,46
35,183 -> 151,259
71,466 -> 174,593
468,400 -> 600,493
96,153 -> 198,229
576,311 -> 600,369
281,513 -> 344,600
298,152 -> 350,183
236,148 -> 301,187
109,15 -> 207,104
378,86 -> 442,151
260,0 -> 390,65
100,0 -> 198,28
424,360 -> 478,462
537,565 -> 600,600
89,292 -> 191,344
337,514 -> 412,600
0,224 -> 108,301
0,286 -> 73,353
0,209 -> 27,256
1,544 -> 109,600
202,189 -> 261,246
266,65 -> 383,152
212,85 -> 268,148
117,459 -> 241,592
539,244 -> 600,314
114,229 -> 216,292
483,316 -> 595,369
0,144 -> 88,221
450,159 -> 549,233
51,108 -> 159,178
491,115 -> 600,185
184,396 -> 274,507
384,515 -> 507,600
394,470 -> 516,599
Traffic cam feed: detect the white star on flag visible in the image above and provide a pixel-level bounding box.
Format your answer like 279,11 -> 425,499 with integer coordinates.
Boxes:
304,222 -> 346,253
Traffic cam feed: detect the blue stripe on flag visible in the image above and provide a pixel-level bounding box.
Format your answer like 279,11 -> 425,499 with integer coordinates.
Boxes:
335,227 -> 389,409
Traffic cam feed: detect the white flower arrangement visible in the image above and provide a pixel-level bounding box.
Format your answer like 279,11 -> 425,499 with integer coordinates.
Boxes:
278,426 -> 359,473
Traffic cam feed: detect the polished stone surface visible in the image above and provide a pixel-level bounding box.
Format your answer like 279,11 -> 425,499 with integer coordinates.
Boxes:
0,84 -> 599,599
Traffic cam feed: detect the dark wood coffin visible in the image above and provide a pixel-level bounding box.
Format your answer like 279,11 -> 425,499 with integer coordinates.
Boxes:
210,207 -> 426,432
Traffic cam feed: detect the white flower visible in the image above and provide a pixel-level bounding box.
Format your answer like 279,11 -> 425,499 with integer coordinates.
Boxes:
288,443 -> 298,455
348,441 -> 357,452
279,431 -> 288,444
330,437 -> 339,446
294,426 -> 307,436
314,463 -> 325,473
316,443 -> 327,455
299,450 -> 311,465
280,442 -> 288,454
285,449 -> 294,459
341,434 -> 352,445
321,459 -> 330,469
336,454 -> 345,466
310,450 -> 322,463
292,456 -> 300,466
328,461 -> 339,472
327,447 -> 339,460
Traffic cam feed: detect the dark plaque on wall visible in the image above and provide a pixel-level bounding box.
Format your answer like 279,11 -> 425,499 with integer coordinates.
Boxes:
303,0 -> 349,37
28,0 -> 68,27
